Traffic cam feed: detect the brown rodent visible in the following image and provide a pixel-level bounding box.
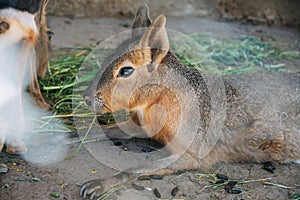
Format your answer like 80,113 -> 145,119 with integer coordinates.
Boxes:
81,4 -> 300,199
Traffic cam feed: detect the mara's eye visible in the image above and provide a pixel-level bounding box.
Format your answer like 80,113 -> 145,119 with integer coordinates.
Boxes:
46,31 -> 54,40
117,66 -> 134,78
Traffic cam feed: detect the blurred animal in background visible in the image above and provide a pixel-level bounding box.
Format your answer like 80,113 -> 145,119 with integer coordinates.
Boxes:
0,0 -> 51,154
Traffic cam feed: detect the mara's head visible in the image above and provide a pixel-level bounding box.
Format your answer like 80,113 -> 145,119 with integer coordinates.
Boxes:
0,0 -> 53,78
84,5 -> 171,114
0,9 -> 38,46
0,0 -> 51,78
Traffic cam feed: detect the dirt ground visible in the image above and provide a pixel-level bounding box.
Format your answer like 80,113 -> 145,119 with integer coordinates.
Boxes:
1,16 -> 300,200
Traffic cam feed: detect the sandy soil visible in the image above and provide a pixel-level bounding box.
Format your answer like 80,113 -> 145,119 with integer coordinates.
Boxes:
0,16 -> 300,200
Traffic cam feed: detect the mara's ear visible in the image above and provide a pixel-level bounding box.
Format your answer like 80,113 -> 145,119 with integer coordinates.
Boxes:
131,4 -> 151,39
139,15 -> 169,72
35,0 -> 49,25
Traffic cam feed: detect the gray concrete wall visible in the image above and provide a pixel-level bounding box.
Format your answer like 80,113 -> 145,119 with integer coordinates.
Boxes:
46,0 -> 299,26
46,0 -> 218,18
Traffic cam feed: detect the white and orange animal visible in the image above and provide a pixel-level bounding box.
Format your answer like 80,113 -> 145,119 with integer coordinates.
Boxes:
0,0 -> 51,154
80,5 -> 300,199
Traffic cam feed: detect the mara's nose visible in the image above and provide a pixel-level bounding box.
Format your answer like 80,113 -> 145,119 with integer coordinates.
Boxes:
83,95 -> 103,113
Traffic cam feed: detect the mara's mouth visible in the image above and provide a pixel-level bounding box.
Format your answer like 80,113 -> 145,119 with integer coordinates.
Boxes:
96,108 -> 131,126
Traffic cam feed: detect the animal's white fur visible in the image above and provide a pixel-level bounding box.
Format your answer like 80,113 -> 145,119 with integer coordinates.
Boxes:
0,8 -> 37,46
0,8 -> 37,153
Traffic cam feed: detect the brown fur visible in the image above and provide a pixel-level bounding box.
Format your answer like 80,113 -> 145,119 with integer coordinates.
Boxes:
80,5 -> 300,199
34,0 -> 50,79
31,0 -> 51,109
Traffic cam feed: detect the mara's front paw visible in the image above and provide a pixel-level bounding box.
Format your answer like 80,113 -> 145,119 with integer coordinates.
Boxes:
6,140 -> 27,154
80,179 -> 106,200
80,175 -> 126,200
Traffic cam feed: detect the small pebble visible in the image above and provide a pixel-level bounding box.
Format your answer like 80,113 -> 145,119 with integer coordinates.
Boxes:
228,189 -> 242,194
150,174 -> 164,180
215,179 -> 225,184
171,186 -> 179,197
216,173 -> 229,180
113,141 -> 122,146
138,175 -> 151,181
225,181 -> 237,191
153,188 -> 161,198
0,163 -> 8,174
262,161 -> 276,173
132,183 -> 145,191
